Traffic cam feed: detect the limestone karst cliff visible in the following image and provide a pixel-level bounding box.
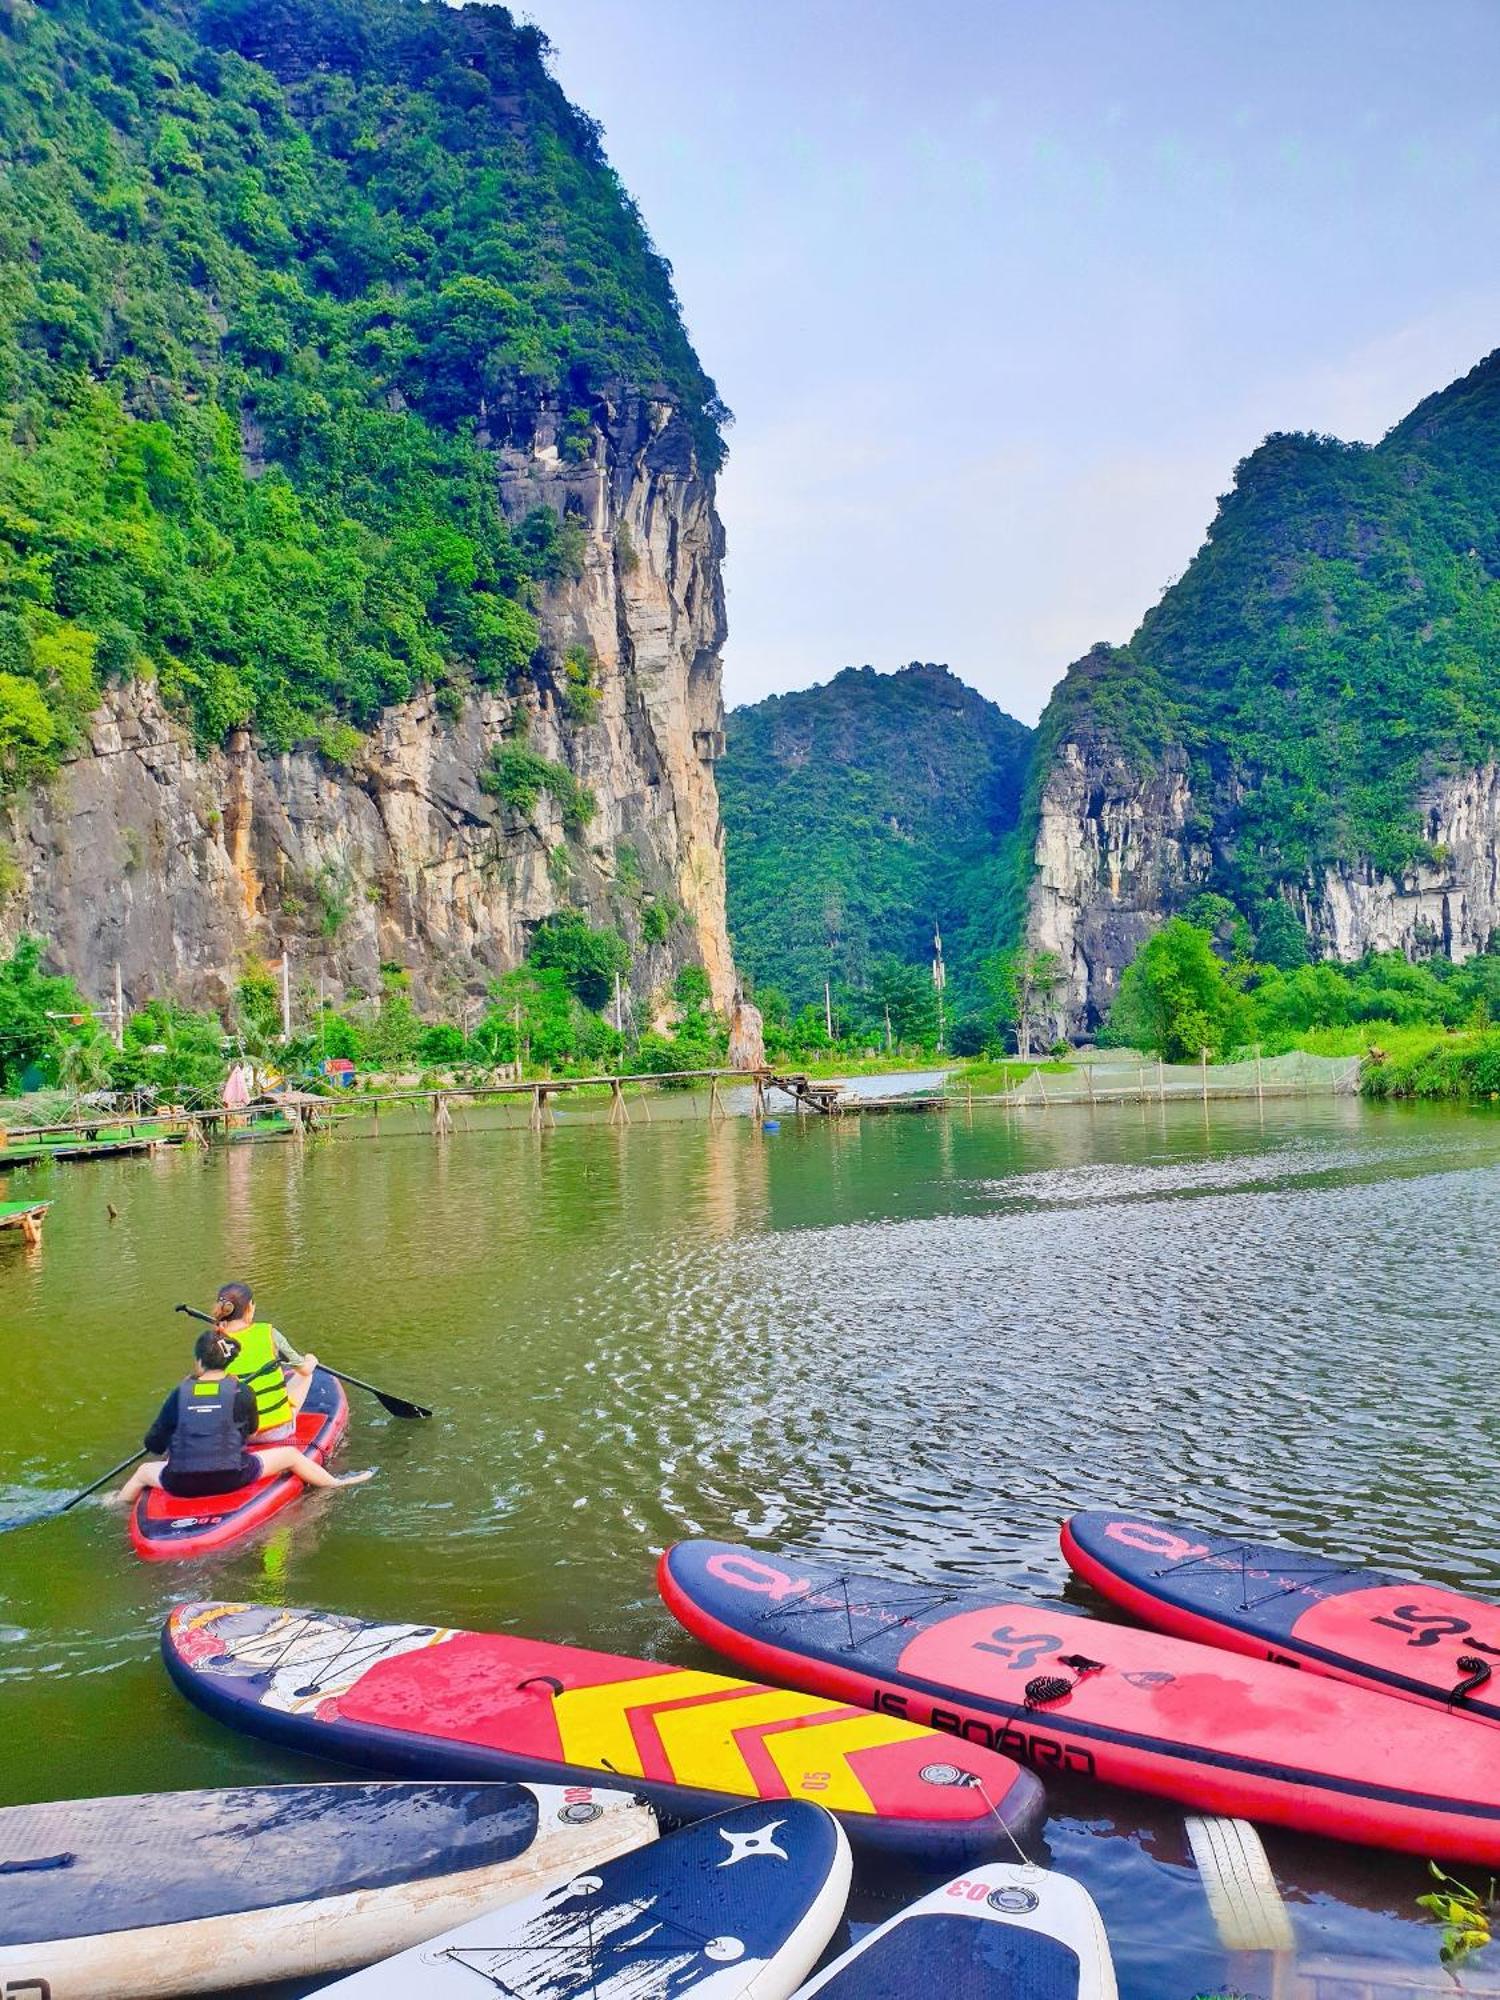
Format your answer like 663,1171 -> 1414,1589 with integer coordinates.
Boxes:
1025,348 -> 1500,1032
5,395 -> 733,1015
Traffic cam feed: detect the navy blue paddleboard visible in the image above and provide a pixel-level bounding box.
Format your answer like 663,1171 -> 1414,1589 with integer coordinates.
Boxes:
1062,1509 -> 1500,1721
314,1800 -> 852,1998
793,1864 -> 1116,1997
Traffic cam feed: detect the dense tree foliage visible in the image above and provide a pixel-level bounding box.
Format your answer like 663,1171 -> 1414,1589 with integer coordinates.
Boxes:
1032,350 -> 1500,927
1103,906 -> 1500,1061
0,0 -> 723,783
719,663 -> 1033,1011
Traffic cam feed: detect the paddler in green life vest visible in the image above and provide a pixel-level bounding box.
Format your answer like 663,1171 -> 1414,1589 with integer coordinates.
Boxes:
212,1280 -> 317,1441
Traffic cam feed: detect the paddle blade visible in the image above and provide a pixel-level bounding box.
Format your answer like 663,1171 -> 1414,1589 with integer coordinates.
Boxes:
323,1368 -> 432,1421
374,1391 -> 433,1421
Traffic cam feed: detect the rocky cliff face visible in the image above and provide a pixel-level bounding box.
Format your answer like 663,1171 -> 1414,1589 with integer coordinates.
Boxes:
1027,743 -> 1500,1033
1026,738 -> 1210,1031
1311,763 -> 1500,965
3,395 -> 734,1019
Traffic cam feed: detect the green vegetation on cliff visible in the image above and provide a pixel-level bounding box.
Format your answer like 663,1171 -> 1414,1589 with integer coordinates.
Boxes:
0,0 -> 723,784
1034,349 -> 1500,915
719,663 -> 1033,1013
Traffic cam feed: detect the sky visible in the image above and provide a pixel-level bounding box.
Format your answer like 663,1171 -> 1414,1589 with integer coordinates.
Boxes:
524,0 -> 1500,723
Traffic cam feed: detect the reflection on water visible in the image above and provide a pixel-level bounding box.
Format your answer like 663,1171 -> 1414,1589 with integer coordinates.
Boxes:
4,1095 -> 1500,1997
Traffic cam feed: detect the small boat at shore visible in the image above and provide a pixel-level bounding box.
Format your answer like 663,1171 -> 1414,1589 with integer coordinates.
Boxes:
130,1367 -> 348,1560
0,1780 -> 655,2000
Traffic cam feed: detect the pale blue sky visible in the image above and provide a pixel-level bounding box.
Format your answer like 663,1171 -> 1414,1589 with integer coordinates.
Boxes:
527,0 -> 1500,721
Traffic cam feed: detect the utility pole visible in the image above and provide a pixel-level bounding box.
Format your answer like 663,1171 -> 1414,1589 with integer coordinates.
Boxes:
280,951 -> 292,1040
514,1000 -> 524,1081
614,969 -> 624,1037
932,925 -> 946,1054
112,962 -> 124,1051
824,979 -> 833,1042
884,1004 -> 893,1053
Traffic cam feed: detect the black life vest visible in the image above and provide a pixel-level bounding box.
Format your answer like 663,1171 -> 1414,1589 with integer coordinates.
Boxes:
169,1376 -> 246,1477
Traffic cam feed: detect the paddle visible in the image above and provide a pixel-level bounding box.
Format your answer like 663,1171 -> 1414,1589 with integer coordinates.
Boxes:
175,1305 -> 433,1420
0,1448 -> 147,1534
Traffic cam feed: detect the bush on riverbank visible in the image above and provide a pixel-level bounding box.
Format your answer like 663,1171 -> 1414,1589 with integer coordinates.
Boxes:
1103,901 -> 1500,1067
1361,1030 -> 1500,1100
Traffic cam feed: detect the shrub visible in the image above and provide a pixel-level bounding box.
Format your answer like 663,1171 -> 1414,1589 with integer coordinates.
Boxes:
528,912 -> 630,1010
481,744 -> 595,832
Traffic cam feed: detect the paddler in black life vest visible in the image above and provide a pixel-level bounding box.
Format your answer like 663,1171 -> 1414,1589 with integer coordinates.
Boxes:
212,1280 -> 317,1442
108,1329 -> 374,1506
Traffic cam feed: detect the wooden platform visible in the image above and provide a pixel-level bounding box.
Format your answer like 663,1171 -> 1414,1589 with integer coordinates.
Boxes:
0,1199 -> 50,1244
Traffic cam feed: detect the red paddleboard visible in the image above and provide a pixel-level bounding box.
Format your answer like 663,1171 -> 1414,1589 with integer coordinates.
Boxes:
659,1539 -> 1500,1867
1062,1508 -> 1500,1723
130,1371 -> 348,1561
161,1599 -> 1044,1871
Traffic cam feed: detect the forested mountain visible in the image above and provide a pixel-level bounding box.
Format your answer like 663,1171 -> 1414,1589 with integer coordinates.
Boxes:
0,0 -> 736,1015
720,663 -> 1033,1011
1027,346 -> 1500,1028
0,0 -> 725,780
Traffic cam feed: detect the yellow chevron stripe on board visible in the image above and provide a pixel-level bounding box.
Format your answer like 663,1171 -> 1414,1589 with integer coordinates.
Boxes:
763,1712 -> 925,1811
552,1670 -> 753,1777
653,1688 -> 859,1799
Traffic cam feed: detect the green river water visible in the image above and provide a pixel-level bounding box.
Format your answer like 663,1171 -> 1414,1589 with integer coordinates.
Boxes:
4,1091 -> 1500,1998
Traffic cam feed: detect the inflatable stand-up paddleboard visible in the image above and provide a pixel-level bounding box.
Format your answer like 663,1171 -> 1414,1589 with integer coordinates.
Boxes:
1062,1508 -> 1500,1723
130,1368 -> 349,1561
0,1781 -> 655,2000
793,1862 -> 1117,1999
312,1800 -> 851,1999
163,1600 -> 1044,1871
658,1539 -> 1500,1867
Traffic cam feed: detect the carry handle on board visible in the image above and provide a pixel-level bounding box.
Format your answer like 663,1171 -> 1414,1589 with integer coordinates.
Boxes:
174,1305 -> 433,1420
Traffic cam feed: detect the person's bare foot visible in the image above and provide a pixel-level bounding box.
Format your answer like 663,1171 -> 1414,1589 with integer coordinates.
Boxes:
99,1488 -> 130,1509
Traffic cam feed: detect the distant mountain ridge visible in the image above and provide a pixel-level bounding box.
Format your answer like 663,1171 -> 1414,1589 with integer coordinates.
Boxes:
720,663 -> 1033,1010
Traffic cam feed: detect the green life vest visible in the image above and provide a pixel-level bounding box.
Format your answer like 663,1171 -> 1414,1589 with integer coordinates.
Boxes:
227,1320 -> 294,1434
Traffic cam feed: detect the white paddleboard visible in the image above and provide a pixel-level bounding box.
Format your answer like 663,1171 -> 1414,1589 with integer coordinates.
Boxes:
0,1782 -> 655,2000
793,1862 -> 1117,1998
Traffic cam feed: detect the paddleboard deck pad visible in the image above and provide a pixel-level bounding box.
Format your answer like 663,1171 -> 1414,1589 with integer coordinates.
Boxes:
1062,1508 -> 1500,1722
658,1539 -> 1500,1867
793,1862 -> 1117,1999
162,1600 -> 1043,1870
130,1368 -> 348,1561
0,1780 -> 654,2000
314,1800 -> 850,1998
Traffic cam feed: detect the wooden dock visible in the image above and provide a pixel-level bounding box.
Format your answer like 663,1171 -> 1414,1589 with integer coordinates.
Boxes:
0,1199 -> 50,1244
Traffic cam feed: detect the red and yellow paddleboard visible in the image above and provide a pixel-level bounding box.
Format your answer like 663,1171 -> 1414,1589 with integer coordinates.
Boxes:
163,1601 -> 1044,1870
